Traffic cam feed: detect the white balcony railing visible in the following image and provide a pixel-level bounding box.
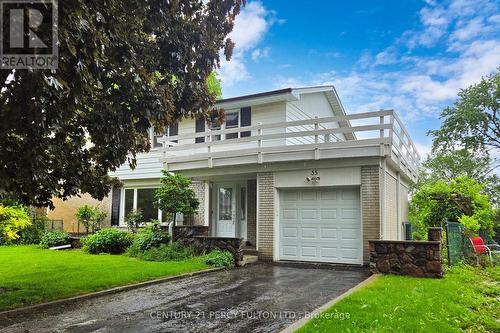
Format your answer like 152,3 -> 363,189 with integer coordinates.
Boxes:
158,110 -> 420,178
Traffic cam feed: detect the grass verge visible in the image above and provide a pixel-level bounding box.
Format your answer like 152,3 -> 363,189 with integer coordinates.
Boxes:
296,265 -> 499,333
0,245 -> 210,311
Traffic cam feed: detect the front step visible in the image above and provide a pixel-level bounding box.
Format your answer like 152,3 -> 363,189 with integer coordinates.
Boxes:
242,247 -> 258,256
239,255 -> 258,266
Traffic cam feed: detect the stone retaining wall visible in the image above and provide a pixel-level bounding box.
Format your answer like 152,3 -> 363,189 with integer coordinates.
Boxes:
172,226 -> 244,266
172,225 -> 209,242
369,227 -> 443,278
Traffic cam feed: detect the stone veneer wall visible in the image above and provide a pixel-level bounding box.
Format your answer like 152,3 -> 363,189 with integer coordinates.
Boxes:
369,227 -> 443,278
361,166 -> 381,263
172,225 -> 209,241
173,225 -> 244,266
257,172 -> 274,261
189,181 -> 206,225
247,179 -> 257,246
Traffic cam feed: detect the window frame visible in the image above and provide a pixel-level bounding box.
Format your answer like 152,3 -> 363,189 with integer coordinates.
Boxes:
151,124 -> 178,149
121,187 -> 167,225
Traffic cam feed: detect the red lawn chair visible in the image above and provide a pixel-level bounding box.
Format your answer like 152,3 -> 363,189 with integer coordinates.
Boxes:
470,236 -> 500,262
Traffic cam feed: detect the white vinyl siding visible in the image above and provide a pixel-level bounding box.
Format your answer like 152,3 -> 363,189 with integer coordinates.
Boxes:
285,92 -> 345,145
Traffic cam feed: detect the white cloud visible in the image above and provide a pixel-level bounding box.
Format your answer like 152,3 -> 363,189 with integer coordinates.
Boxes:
219,1 -> 276,87
276,0 -> 500,126
251,47 -> 270,62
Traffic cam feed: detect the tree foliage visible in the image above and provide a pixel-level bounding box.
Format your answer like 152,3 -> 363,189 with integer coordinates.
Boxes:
0,0 -> 243,208
416,149 -> 499,206
430,69 -> 499,159
409,176 -> 495,238
0,205 -> 31,243
154,171 -> 199,221
76,204 -> 107,234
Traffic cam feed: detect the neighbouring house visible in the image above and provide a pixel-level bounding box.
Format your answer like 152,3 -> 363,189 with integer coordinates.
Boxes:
50,86 -> 419,265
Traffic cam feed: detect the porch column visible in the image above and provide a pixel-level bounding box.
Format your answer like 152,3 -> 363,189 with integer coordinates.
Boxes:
257,172 -> 274,261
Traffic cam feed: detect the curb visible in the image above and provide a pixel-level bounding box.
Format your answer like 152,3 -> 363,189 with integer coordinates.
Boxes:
279,274 -> 380,333
0,266 -> 226,319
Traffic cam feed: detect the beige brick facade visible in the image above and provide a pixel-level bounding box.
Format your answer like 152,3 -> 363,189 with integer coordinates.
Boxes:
247,179 -> 257,246
385,172 -> 398,240
257,172 -> 274,260
48,194 -> 112,233
189,181 -> 206,225
361,165 -> 381,263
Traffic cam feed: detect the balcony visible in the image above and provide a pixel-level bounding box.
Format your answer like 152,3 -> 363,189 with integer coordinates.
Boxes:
158,110 -> 420,180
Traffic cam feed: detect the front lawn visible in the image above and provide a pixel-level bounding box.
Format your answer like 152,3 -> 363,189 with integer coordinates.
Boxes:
297,265 -> 499,333
0,245 -> 210,311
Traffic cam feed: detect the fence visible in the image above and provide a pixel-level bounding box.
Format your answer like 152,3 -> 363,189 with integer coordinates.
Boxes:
45,219 -> 64,232
445,221 -> 477,266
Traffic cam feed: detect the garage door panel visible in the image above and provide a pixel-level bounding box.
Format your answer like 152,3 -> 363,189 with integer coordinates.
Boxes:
320,227 -> 337,239
281,246 -> 298,257
341,228 -> 359,240
341,190 -> 357,200
279,187 -> 361,264
282,227 -> 298,239
320,190 -> 337,200
282,191 -> 299,202
339,248 -> 361,260
301,227 -> 317,239
340,208 -> 358,220
320,209 -> 337,219
301,191 -> 317,200
301,246 -> 317,257
282,209 -> 298,220
300,209 -> 317,219
320,247 -> 338,259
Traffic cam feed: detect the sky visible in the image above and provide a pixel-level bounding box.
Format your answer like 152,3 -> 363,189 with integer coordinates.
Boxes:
217,0 -> 500,158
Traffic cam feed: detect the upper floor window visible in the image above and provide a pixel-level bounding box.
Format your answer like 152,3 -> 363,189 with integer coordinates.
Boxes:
225,111 -> 239,139
152,123 -> 178,148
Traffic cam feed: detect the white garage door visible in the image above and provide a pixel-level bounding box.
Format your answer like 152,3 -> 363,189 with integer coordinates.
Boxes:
279,187 -> 362,264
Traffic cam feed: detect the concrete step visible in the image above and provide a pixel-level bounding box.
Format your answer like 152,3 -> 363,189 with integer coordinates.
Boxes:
240,255 -> 258,266
242,248 -> 258,256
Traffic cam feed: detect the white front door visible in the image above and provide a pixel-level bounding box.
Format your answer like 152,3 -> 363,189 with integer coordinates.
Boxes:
216,184 -> 236,237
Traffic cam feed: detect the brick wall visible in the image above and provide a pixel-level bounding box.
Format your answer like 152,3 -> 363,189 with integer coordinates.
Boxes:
385,172 -> 398,240
48,193 -> 112,233
361,165 -> 381,263
257,172 -> 274,260
189,181 -> 206,226
247,179 -> 257,246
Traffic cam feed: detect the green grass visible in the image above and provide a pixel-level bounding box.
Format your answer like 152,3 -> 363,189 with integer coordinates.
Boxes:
0,245 -> 210,311
297,265 -> 500,333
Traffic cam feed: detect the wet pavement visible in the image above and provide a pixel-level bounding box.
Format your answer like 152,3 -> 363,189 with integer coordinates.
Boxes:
0,263 -> 369,333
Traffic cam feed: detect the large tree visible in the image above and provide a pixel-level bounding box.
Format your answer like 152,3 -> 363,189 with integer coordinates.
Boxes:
416,149 -> 499,206
430,69 -> 499,160
0,0 -> 243,207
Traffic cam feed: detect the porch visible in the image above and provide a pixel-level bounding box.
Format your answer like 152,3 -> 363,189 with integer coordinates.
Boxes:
158,109 -> 420,182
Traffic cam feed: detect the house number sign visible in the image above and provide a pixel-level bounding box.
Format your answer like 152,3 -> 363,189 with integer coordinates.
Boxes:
306,169 -> 320,183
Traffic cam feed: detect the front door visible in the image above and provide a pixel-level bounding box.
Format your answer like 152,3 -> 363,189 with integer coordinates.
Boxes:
216,184 -> 236,237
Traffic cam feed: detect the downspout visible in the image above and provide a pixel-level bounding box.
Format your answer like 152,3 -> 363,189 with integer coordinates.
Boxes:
396,172 -> 401,240
380,157 -> 386,240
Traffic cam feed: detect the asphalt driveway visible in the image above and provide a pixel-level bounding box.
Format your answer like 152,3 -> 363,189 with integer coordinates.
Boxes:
0,263 -> 369,333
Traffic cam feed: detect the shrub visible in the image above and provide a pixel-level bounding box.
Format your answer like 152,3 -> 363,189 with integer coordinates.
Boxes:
205,250 -> 234,267
39,231 -> 71,248
130,242 -> 195,261
127,220 -> 170,256
125,209 -> 143,233
16,215 -> 47,244
0,205 -> 31,244
82,228 -> 133,254
76,205 -> 107,234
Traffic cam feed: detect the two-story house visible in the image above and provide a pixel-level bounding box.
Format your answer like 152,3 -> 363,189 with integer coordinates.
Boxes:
49,85 -> 419,265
